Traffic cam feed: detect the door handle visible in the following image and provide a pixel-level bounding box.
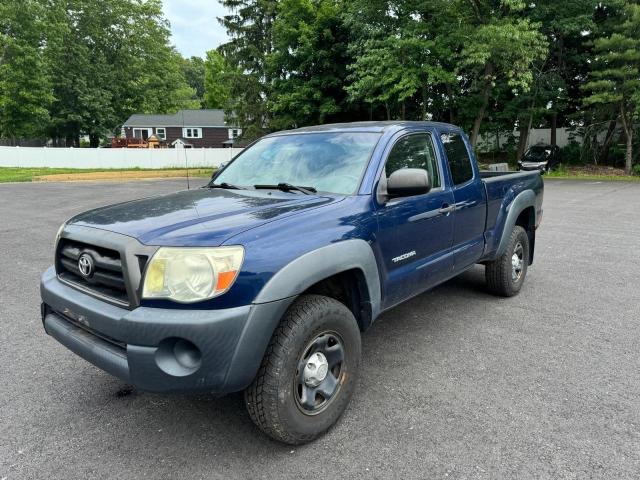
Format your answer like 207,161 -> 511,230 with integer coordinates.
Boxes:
439,204 -> 455,214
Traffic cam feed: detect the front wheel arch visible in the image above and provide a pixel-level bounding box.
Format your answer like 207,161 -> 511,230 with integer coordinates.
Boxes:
253,239 -> 382,321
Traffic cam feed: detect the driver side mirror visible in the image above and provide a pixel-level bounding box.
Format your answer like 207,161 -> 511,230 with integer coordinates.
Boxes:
386,168 -> 431,198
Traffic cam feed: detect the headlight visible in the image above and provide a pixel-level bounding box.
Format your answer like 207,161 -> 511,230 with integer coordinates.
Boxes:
142,246 -> 244,303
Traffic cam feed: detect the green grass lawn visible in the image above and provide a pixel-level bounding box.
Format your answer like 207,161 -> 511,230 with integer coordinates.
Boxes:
3,166 -> 639,184
545,171 -> 640,182
534,163 -> 640,182
0,167 -> 213,183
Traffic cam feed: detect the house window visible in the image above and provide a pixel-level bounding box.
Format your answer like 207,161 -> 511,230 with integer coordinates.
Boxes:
133,128 -> 152,140
183,127 -> 202,139
228,128 -> 242,139
155,128 -> 166,140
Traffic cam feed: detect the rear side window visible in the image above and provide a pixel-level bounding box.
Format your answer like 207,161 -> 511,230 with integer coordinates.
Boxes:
441,132 -> 473,185
385,133 -> 441,188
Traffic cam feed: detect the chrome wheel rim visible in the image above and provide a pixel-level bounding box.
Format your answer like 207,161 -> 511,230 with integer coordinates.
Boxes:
511,242 -> 524,281
294,331 -> 345,416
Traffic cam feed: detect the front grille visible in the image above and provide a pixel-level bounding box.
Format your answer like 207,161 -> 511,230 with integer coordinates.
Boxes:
56,239 -> 129,306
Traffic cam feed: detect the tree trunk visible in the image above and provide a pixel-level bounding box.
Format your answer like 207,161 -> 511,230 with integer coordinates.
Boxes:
89,134 -> 100,148
516,125 -> 528,161
516,112 -> 534,161
385,102 -> 390,121
550,112 -> 557,147
446,83 -> 455,123
619,104 -> 633,174
470,63 -> 494,149
625,130 -> 633,174
597,120 -> 617,165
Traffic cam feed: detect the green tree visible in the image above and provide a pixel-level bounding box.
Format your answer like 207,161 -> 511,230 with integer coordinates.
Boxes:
344,0 -> 457,121
528,0 -> 599,146
182,56 -> 206,107
204,49 -> 230,109
0,0 -> 53,141
46,0 -> 197,147
584,3 -> 640,173
268,0 -> 355,129
218,0 -> 277,138
459,0 -> 548,148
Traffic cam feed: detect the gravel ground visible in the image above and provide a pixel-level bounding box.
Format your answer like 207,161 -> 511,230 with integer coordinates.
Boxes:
1,178 -> 639,479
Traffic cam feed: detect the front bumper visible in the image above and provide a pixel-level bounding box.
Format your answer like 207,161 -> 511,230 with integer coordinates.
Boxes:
519,162 -> 547,172
40,266 -> 291,393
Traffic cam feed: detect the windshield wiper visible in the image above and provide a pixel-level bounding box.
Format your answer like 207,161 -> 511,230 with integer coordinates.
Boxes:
206,182 -> 246,190
254,183 -> 317,195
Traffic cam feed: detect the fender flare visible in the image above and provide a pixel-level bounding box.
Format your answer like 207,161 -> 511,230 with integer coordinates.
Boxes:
495,189 -> 537,257
254,239 -> 382,320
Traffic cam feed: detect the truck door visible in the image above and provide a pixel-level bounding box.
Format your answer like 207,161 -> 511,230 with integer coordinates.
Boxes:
440,131 -> 487,271
375,131 -> 455,308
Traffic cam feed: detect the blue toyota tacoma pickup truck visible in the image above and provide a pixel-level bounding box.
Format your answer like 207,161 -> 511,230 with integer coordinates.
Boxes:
41,121 -> 543,444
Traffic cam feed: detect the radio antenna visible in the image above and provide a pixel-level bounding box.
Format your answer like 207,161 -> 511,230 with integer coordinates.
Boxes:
182,109 -> 190,190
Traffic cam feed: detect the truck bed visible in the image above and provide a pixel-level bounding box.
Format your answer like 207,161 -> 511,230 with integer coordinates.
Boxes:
479,169 -> 544,259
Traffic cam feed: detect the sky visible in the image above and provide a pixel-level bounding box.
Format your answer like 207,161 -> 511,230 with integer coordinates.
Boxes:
162,0 -> 230,58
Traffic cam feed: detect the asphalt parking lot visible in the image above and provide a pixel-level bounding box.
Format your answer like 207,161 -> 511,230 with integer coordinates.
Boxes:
1,178 -> 639,479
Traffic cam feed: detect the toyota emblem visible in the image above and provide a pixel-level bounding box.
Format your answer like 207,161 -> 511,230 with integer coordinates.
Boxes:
78,253 -> 95,278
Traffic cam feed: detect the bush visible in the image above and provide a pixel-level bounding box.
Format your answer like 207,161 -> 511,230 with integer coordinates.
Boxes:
559,141 -> 583,165
632,164 -> 640,176
552,164 -> 569,175
606,145 -> 626,168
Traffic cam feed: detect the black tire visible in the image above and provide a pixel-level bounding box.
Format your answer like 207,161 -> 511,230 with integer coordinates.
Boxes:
485,225 -> 530,297
244,294 -> 361,444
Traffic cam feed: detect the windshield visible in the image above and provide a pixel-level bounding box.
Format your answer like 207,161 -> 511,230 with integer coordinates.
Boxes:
524,146 -> 551,162
213,132 -> 381,195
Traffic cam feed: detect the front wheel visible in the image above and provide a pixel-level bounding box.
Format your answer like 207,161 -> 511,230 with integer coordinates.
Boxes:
245,294 -> 361,444
485,225 -> 530,297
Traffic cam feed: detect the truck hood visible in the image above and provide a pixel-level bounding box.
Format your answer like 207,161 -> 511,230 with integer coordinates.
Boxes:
68,188 -> 339,246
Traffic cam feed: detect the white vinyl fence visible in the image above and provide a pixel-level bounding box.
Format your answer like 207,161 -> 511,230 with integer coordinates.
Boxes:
477,127 -> 580,152
0,146 -> 244,169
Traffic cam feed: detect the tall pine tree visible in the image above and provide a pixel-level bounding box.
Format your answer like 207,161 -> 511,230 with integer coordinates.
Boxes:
268,0 -> 354,129
218,0 -> 277,138
584,2 -> 640,173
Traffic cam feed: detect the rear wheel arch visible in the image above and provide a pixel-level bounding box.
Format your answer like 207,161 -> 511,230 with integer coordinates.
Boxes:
495,190 -> 536,259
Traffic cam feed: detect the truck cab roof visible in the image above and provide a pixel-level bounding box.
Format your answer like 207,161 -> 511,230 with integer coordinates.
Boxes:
266,121 -> 463,136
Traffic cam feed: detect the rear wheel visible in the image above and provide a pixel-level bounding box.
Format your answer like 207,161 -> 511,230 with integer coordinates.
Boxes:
485,225 -> 529,297
245,294 -> 361,444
